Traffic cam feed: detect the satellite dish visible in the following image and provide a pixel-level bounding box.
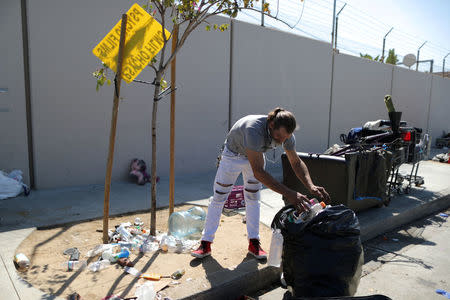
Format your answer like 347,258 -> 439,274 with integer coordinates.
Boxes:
403,53 -> 416,67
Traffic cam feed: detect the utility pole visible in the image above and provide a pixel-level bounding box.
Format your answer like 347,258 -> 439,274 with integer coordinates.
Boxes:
261,0 -> 265,26
381,27 -> 393,62
443,52 -> 450,77
430,59 -> 434,73
331,0 -> 337,49
334,3 -> 347,49
416,41 -> 427,71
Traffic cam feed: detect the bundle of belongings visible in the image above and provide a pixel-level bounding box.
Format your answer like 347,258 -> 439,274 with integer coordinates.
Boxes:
339,119 -> 408,146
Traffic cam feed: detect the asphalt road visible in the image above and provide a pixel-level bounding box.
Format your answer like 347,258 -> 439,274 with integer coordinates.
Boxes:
251,208 -> 450,300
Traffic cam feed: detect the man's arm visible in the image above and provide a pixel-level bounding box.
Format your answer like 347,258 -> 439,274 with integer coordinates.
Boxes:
285,149 -> 331,203
246,148 -> 310,210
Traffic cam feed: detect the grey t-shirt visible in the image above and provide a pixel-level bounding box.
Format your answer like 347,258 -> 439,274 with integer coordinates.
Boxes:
225,115 -> 296,156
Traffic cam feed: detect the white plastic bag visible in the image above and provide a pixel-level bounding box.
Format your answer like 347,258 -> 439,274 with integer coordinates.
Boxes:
135,281 -> 156,300
0,170 -> 26,200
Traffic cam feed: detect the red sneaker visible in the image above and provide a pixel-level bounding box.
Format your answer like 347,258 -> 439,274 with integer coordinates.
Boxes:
191,240 -> 212,258
248,239 -> 267,259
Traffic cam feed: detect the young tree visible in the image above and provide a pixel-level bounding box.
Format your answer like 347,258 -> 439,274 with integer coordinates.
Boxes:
94,0 -> 291,235
385,48 -> 399,65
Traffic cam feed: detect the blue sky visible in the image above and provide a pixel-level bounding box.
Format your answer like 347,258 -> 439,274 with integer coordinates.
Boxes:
236,0 -> 450,72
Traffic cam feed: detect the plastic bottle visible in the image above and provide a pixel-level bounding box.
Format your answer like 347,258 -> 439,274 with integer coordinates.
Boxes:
85,244 -> 119,258
159,234 -> 178,252
125,266 -> 142,277
117,225 -> 133,241
267,229 -> 283,267
118,241 -> 140,252
168,206 -> 206,239
102,249 -> 119,263
170,269 -> 186,280
309,198 -> 319,205
61,260 -> 87,271
288,199 -> 320,223
88,260 -> 111,272
140,241 -> 159,253
114,248 -> 130,259
295,201 -> 326,224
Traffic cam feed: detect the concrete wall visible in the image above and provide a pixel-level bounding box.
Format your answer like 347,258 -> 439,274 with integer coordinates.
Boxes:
429,76 -> 450,142
392,67 -> 432,133
330,54 -> 393,145
231,20 -> 332,154
26,0 -> 230,188
0,1 -> 30,185
2,1 -> 449,189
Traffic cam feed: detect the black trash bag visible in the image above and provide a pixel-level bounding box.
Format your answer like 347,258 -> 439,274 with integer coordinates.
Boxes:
283,293 -> 392,300
272,204 -> 363,298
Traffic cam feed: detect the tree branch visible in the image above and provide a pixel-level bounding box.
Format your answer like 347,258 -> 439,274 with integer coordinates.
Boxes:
151,0 -> 163,16
239,7 -> 295,29
161,20 -> 197,73
148,63 -> 158,73
158,5 -> 168,71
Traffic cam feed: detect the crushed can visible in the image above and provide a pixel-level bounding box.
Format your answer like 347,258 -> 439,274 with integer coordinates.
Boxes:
13,253 -> 30,272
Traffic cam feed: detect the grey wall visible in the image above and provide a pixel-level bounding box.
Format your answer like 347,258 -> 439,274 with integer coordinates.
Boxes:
231,20 -> 332,154
429,76 -> 450,141
392,68 -> 432,133
25,0 -> 230,188
2,1 -> 449,189
330,54 -> 393,145
0,1 -> 30,185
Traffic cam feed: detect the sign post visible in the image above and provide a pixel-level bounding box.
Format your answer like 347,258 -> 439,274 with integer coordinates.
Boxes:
93,4 -> 170,242
103,14 -> 128,244
169,24 -> 178,215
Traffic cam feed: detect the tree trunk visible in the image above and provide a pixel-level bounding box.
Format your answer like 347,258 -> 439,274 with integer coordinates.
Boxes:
150,72 -> 162,236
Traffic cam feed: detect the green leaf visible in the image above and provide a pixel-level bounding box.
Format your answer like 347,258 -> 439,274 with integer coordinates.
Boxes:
107,79 -> 111,86
160,78 -> 168,90
206,25 -> 211,31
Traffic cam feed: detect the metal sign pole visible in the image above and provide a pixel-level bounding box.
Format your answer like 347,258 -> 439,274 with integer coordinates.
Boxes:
103,14 -> 127,244
169,24 -> 179,216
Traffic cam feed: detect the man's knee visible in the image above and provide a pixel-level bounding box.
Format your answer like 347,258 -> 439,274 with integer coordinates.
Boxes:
213,181 -> 233,201
244,180 -> 261,201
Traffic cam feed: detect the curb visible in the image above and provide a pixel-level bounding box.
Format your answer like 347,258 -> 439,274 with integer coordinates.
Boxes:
169,191 -> 450,299
168,261 -> 281,300
360,189 -> 450,242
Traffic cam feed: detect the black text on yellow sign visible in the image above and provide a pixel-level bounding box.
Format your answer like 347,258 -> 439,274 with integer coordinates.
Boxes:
92,3 -> 171,83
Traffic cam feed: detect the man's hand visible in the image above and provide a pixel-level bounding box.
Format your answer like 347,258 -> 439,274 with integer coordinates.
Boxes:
285,191 -> 311,212
309,185 -> 331,204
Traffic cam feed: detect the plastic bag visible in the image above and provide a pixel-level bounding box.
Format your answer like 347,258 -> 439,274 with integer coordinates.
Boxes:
85,244 -> 119,258
135,281 -> 156,300
272,204 -> 363,298
0,170 -> 29,200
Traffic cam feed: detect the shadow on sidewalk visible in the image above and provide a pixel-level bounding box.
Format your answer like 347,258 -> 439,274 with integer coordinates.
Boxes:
190,254 -> 266,288
362,211 -> 449,272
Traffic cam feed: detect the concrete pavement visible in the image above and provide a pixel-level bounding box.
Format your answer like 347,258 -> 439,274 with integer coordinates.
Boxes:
356,208 -> 450,299
256,208 -> 450,300
0,150 -> 449,299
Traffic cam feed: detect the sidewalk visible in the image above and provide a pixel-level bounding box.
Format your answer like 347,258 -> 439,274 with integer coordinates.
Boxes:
0,151 -> 449,299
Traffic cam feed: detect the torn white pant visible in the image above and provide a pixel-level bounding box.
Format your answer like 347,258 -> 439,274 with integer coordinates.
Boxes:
202,147 -> 264,242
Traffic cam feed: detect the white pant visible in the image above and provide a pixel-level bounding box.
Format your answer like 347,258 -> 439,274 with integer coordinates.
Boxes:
202,147 -> 264,242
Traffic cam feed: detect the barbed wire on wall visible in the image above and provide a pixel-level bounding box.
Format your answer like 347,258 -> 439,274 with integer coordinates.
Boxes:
235,0 -> 450,75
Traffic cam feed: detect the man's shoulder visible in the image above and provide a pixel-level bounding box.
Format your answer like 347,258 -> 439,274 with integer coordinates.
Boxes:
237,115 -> 267,129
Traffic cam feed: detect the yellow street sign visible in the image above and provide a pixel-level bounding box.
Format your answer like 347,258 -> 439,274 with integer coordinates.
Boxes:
92,3 -> 171,83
